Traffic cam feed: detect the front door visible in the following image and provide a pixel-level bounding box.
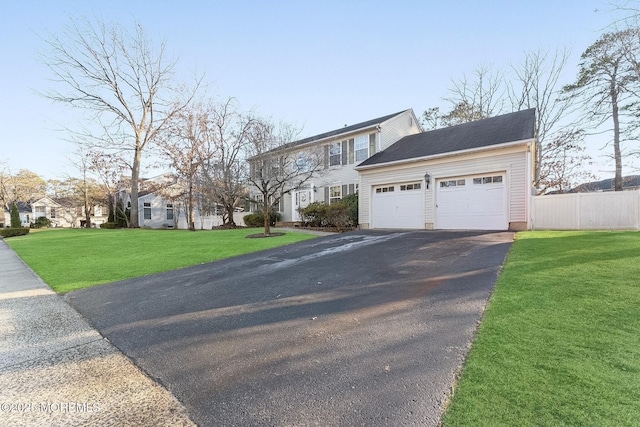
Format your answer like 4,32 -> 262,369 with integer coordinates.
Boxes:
292,189 -> 313,221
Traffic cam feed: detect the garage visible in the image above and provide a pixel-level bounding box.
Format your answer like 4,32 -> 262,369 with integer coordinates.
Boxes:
435,174 -> 507,230
372,182 -> 423,229
357,109 -> 536,231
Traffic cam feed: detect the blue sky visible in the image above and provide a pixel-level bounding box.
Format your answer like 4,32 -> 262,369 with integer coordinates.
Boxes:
0,0 -> 622,180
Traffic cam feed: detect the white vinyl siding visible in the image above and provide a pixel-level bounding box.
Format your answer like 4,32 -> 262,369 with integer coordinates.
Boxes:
378,110 -> 422,152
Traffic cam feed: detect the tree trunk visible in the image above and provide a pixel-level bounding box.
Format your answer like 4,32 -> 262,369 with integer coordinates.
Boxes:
226,205 -> 236,227
130,145 -> 143,227
187,181 -> 195,231
263,202 -> 271,236
611,78 -> 623,191
83,180 -> 91,228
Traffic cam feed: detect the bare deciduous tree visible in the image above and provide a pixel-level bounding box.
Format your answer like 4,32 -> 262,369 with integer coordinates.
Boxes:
509,48 -> 586,192
87,150 -> 129,226
157,101 -> 216,230
538,129 -> 595,193
42,16 -> 199,227
200,99 -> 255,227
444,65 -> 506,125
65,147 -> 108,228
422,49 -> 591,194
246,119 -> 324,236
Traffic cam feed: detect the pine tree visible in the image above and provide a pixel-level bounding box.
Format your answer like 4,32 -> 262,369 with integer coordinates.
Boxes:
10,203 -> 21,228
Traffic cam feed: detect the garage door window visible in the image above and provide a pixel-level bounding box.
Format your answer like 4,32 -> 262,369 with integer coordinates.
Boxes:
474,175 -> 503,185
400,183 -> 421,191
440,179 -> 465,188
375,186 -> 395,193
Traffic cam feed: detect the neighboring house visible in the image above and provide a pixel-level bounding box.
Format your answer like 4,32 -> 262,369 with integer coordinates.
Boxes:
32,197 -> 109,228
2,202 -> 32,227
138,190 -> 246,229
122,174 -> 246,229
356,109 -> 536,231
249,109 -> 422,222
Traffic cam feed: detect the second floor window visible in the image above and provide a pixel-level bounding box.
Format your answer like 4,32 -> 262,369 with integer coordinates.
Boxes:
329,143 -> 341,166
355,135 -> 369,162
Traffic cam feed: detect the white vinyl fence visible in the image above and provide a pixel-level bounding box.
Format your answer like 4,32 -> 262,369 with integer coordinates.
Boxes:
532,191 -> 640,230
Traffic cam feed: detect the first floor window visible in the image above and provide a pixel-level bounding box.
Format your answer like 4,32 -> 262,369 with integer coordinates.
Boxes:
166,204 -> 174,221
329,185 -> 342,204
143,202 -> 151,220
50,208 -> 56,219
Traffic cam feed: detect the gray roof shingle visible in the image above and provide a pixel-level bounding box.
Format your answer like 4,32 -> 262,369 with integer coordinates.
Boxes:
294,110 -> 411,146
358,108 -> 535,168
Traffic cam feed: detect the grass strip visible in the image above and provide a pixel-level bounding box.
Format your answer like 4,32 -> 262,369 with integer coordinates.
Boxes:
6,228 -> 315,293
443,231 -> 640,427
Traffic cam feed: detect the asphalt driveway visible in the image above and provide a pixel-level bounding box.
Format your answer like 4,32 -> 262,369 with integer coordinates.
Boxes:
66,230 -> 513,426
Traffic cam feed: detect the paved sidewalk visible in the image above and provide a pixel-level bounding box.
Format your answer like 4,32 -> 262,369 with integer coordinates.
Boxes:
0,240 -> 195,426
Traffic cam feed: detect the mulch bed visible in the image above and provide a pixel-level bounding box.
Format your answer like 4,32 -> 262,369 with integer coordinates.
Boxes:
245,232 -> 285,238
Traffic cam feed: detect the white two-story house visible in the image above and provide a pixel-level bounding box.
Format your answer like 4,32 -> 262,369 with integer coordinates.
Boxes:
249,109 -> 422,222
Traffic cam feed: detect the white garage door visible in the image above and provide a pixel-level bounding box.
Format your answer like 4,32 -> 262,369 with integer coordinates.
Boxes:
372,182 -> 423,229
436,174 -> 507,230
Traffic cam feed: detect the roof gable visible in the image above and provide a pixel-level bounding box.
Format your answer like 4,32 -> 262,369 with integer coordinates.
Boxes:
32,197 -> 62,207
358,109 -> 535,167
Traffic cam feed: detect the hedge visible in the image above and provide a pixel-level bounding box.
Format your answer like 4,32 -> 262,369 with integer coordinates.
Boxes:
298,196 -> 358,229
0,228 -> 30,238
243,211 -> 281,227
99,222 -> 119,229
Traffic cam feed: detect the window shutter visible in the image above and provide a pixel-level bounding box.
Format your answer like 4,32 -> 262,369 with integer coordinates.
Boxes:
348,138 -> 355,164
348,184 -> 355,195
369,133 -> 376,155
341,140 -> 348,166
324,145 -> 329,169
342,184 -> 347,198
324,186 -> 329,202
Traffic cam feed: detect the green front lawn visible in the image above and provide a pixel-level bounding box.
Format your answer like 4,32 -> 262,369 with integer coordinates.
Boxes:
443,231 -> 640,426
5,228 -> 316,293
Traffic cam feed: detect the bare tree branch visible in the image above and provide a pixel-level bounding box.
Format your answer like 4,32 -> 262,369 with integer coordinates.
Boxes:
40,16 -> 200,227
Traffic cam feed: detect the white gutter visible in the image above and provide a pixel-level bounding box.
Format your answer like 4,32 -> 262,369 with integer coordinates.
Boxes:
356,138 -> 535,171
